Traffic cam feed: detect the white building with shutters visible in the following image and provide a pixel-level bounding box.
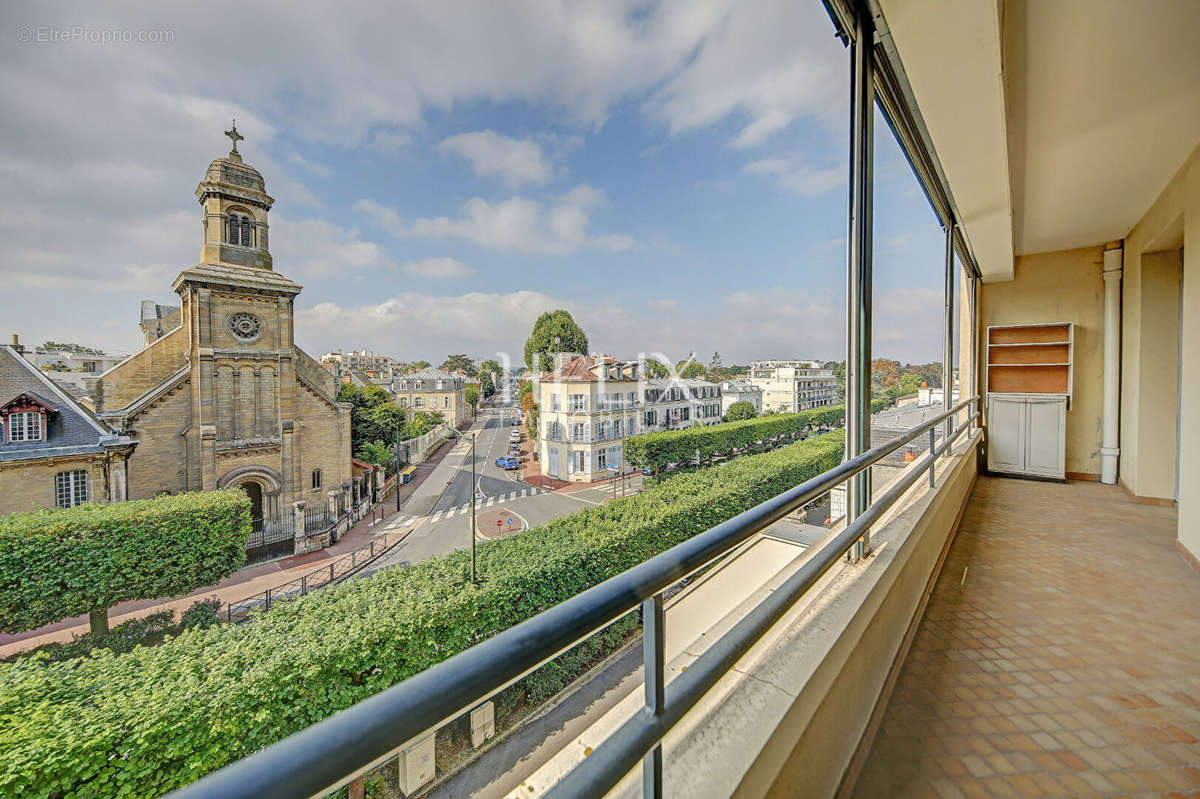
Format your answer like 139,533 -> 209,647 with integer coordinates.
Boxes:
537,355 -> 641,482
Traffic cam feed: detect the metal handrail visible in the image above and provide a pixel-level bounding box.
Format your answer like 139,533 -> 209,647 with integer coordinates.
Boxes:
168,396 -> 979,799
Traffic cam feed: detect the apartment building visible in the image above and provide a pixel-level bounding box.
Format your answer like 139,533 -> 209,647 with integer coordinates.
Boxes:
718,378 -> 763,417
746,359 -> 839,413
391,368 -> 467,426
320,349 -> 395,380
537,355 -> 640,482
640,378 -> 723,432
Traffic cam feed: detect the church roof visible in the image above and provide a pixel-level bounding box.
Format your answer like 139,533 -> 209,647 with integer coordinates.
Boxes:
172,261 -> 301,297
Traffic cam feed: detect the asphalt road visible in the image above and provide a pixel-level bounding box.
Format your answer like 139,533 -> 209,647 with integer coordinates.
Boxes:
433,408 -> 526,514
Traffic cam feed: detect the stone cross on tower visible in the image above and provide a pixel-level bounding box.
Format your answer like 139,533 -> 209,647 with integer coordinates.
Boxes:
224,120 -> 244,155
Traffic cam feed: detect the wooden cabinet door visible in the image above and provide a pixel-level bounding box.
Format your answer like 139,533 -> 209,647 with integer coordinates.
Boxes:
1024,397 -> 1066,478
987,395 -> 1027,474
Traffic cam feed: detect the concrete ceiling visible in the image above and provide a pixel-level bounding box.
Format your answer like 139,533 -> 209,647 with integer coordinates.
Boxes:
879,0 -> 1200,282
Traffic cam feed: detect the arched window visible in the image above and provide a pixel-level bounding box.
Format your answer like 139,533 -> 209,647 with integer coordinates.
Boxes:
312,469 -> 322,490
227,212 -> 254,246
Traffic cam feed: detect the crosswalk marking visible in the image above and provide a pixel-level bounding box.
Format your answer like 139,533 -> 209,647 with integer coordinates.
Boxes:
431,511 -> 443,522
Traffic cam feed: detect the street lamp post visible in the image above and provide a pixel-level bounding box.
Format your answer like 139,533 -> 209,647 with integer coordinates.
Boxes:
395,420 -> 403,513
469,432 -> 477,584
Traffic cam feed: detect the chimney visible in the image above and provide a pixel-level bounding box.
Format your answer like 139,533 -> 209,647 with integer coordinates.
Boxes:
10,334 -> 23,354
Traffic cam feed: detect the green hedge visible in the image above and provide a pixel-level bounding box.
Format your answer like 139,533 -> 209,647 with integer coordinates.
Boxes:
0,490 -> 250,635
0,431 -> 844,797
626,401 -> 886,473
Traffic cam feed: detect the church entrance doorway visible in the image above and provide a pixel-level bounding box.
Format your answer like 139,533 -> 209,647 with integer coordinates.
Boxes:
236,479 -> 295,564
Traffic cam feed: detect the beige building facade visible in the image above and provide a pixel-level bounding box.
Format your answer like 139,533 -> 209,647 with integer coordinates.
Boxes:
391,368 -> 468,427
82,129 -> 351,523
537,355 -> 640,482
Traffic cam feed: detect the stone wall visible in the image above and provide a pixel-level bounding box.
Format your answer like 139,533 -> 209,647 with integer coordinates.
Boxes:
0,454 -> 111,515
123,378 -> 193,500
87,325 -> 188,414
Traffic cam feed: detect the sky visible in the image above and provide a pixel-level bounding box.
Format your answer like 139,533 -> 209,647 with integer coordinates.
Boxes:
0,1 -> 951,369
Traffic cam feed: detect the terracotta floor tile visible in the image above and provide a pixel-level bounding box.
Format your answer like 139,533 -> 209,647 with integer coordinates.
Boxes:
850,477 -> 1198,799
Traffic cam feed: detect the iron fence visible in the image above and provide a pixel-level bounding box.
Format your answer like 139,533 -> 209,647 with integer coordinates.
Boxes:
245,514 -> 295,564
223,528 -> 409,624
304,504 -> 332,532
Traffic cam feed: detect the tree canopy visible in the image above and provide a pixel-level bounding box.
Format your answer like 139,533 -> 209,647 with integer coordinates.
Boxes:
465,385 -> 480,407
726,401 -> 757,421
441,354 -> 478,376
524,310 -> 588,372
642,358 -> 669,378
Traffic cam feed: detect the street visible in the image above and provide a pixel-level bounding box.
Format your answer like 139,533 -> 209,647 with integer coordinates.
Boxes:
361,407 -> 634,574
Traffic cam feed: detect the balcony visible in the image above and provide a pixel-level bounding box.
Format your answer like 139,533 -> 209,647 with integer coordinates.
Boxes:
852,476 -> 1196,799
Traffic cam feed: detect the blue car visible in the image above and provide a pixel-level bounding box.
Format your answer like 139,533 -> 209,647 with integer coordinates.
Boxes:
495,455 -> 520,470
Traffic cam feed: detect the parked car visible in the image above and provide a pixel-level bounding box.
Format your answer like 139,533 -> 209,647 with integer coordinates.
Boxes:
495,455 -> 520,470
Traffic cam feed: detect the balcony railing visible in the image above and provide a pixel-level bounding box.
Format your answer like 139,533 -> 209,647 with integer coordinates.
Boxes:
169,397 -> 979,799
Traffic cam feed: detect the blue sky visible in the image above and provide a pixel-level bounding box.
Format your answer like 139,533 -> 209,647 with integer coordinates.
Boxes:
0,1 -> 950,367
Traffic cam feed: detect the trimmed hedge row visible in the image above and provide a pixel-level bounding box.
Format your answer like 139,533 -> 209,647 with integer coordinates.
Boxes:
0,490 -> 250,634
0,431 -> 845,797
625,400 -> 887,473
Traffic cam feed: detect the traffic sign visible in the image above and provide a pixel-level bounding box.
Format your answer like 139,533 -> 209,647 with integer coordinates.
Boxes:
506,517 -> 514,527
496,520 -> 503,529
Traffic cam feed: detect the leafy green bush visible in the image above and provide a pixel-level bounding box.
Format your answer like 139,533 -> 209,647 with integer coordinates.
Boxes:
179,598 -> 222,632
3,599 -> 226,666
725,400 -> 757,421
0,489 -> 250,636
0,431 -> 844,797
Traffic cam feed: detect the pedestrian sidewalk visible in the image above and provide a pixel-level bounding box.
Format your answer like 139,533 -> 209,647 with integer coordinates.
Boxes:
398,414 -> 489,516
0,505 -> 417,659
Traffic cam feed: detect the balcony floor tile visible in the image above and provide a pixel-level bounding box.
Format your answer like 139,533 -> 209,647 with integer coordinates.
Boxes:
852,476 -> 1197,799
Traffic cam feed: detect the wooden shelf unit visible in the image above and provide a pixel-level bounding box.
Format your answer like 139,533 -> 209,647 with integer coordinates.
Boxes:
986,323 -> 1073,398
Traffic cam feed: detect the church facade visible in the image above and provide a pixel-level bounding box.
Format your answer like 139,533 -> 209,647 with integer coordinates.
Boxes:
84,128 -> 351,525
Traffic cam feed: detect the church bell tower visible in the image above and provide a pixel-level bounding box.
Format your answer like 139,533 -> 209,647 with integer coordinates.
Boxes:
196,121 -> 275,271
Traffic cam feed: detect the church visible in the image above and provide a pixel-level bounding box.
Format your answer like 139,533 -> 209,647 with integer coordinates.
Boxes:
83,126 -> 351,531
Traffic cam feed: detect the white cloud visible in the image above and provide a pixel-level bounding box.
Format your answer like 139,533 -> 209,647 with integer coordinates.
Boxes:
367,129 -> 413,155
401,257 -> 475,279
374,183 -> 634,255
287,152 -> 333,177
743,157 -> 845,196
353,199 -> 405,235
438,131 -> 552,188
295,284 -> 945,368
270,215 -> 397,277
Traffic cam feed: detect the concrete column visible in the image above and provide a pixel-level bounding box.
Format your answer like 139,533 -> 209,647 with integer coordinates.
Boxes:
327,489 -> 339,519
341,481 -> 352,516
1101,244 -> 1124,484
352,475 -> 363,516
280,419 -> 295,506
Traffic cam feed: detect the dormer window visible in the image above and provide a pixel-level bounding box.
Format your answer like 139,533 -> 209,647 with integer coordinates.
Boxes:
7,411 -> 43,442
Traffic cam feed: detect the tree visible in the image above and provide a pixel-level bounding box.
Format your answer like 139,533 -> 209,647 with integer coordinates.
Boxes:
642,358 -> 669,378
0,490 -> 249,636
338,383 -> 406,453
726,401 -> 757,421
355,441 -> 396,475
408,360 -> 431,372
519,381 -> 533,399
465,385 -> 480,409
678,361 -> 707,380
441,354 -> 478,376
521,390 -> 536,416
898,372 -> 923,395
524,310 -> 588,372
479,372 -> 495,398
710,352 -> 723,370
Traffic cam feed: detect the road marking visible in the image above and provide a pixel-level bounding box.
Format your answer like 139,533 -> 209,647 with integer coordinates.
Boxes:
444,507 -> 457,518
556,492 -> 602,505
486,497 -> 496,507
431,511 -> 443,522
